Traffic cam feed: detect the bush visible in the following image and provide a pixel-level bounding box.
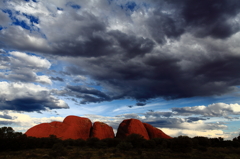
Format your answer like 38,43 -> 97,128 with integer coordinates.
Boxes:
95,141 -> 107,149
125,133 -> 146,148
142,140 -> 156,149
117,142 -> 133,151
101,138 -> 121,147
49,143 -> 67,157
87,137 -> 100,148
171,136 -> 193,153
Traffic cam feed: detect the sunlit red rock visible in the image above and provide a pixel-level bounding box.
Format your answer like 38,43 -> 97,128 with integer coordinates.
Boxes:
25,115 -> 92,140
116,119 -> 149,140
26,116 -> 172,140
143,123 -> 172,139
25,122 -> 61,138
90,121 -> 115,139
61,115 -> 92,140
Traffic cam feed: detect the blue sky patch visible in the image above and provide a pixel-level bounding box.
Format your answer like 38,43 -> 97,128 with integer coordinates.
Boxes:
57,7 -> 64,11
126,1 -> 137,12
13,20 -> 31,30
66,2 -> 81,10
2,9 -> 39,31
22,13 -> 39,24
70,4 -> 81,10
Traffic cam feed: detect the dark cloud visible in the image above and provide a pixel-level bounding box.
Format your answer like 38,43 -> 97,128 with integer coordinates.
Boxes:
0,97 -> 67,112
64,85 -> 112,104
50,76 -> 64,82
108,30 -> 155,58
0,114 -> 13,120
146,0 -> 240,44
1,98 -> 59,112
64,48 -> 240,103
146,9 -> 185,44
136,102 -> 146,106
0,121 -> 13,125
179,0 -> 240,38
145,111 -> 173,118
186,117 -> 207,122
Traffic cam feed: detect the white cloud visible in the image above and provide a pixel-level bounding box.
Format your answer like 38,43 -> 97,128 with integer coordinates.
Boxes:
36,75 -> 52,85
10,51 -> 51,69
173,103 -> 240,118
0,111 -> 65,133
0,51 -> 52,84
161,128 -> 232,139
0,81 -> 69,111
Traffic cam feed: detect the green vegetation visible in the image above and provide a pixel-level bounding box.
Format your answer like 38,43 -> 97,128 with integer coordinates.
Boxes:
1,127 -> 240,159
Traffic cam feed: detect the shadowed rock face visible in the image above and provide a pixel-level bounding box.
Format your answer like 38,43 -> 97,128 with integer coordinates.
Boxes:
25,115 -> 92,140
116,119 -> 150,140
143,123 -> 172,139
90,121 -> 115,139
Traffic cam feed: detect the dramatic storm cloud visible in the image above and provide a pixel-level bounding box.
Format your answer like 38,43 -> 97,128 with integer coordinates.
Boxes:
1,0 -> 240,139
0,82 -> 68,112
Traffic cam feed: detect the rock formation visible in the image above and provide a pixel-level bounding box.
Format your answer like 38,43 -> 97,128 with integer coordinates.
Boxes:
25,115 -> 92,140
25,116 -> 172,140
143,123 -> 172,139
116,119 -> 150,140
90,122 -> 115,139
61,116 -> 92,140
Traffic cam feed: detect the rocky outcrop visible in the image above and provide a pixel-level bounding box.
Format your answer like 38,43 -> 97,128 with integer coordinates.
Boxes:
61,116 -> 92,140
116,119 -> 150,140
25,116 -> 172,140
90,122 -> 115,140
25,115 -> 92,140
143,123 -> 172,139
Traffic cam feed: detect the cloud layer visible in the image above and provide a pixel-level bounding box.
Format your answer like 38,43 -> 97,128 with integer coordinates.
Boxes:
1,0 -> 240,104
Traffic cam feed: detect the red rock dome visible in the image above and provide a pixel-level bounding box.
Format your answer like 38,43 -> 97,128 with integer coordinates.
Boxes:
25,115 -> 92,140
143,123 -> 172,139
90,121 -> 115,140
25,116 -> 172,140
116,119 -> 150,140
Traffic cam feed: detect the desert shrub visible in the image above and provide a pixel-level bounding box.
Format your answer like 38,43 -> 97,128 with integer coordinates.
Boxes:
101,138 -> 121,147
170,136 -> 193,153
86,137 -> 100,148
84,152 -> 93,159
193,136 -> 210,148
125,133 -> 146,148
117,142 -> 133,151
75,138 -> 87,147
49,142 -> 67,158
142,139 -> 156,149
95,141 -> 107,149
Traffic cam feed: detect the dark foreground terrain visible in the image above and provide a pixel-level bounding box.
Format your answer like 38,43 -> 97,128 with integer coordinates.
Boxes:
1,146 -> 240,159
1,127 -> 240,159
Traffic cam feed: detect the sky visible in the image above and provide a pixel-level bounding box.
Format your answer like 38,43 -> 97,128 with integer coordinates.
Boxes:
1,0 -> 240,140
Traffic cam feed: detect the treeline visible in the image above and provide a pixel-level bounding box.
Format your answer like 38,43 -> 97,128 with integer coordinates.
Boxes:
1,127 -> 240,153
